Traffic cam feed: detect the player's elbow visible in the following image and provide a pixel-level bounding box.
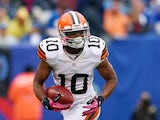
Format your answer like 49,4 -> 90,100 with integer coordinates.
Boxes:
108,75 -> 118,88
113,75 -> 118,87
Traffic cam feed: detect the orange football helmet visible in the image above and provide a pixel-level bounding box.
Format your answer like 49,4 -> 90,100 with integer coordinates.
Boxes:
58,11 -> 90,48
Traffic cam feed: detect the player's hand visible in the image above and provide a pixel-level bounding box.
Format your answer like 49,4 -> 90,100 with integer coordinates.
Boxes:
42,97 -> 54,110
82,96 -> 104,116
42,97 -> 72,111
49,99 -> 72,111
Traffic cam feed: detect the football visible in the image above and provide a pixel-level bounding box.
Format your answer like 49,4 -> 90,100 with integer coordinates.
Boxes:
46,85 -> 74,104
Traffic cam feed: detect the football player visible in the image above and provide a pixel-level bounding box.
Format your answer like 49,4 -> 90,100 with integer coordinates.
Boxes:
33,11 -> 118,120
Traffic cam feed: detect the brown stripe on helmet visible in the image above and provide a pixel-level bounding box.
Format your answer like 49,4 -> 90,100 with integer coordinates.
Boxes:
69,11 -> 80,24
75,12 -> 80,23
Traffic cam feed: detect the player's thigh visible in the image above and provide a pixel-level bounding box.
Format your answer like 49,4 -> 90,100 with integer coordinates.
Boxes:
62,104 -> 101,120
62,103 -> 85,120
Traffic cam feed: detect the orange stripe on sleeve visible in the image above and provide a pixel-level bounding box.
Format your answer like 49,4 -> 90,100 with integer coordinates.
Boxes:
101,47 -> 108,60
37,46 -> 46,60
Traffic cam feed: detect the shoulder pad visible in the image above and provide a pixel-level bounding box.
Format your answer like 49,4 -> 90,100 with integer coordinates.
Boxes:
37,38 -> 60,61
87,36 -> 108,60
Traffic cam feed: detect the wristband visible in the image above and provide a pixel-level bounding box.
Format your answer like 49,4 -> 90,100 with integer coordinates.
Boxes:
97,95 -> 105,106
42,97 -> 53,110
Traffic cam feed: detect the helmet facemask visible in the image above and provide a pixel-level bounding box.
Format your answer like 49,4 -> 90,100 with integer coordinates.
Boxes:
60,24 -> 90,49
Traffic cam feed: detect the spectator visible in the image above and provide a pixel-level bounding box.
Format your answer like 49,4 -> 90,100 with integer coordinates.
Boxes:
20,21 -> 44,46
32,5 -> 51,27
21,0 -> 35,14
7,66 -> 42,120
0,23 -> 18,46
79,0 -> 105,38
147,0 -> 160,34
103,0 -> 131,40
9,0 -> 25,18
128,0 -> 151,33
33,0 -> 55,10
45,0 -> 69,37
7,6 -> 32,40
131,91 -> 157,120
0,7 -> 10,26
57,0 -> 77,10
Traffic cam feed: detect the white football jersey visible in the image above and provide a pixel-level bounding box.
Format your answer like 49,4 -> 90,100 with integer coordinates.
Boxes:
37,35 -> 108,103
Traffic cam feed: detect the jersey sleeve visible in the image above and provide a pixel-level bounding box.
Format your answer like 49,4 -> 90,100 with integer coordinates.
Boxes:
88,36 -> 109,62
37,40 -> 47,61
37,38 -> 59,62
101,45 -> 109,60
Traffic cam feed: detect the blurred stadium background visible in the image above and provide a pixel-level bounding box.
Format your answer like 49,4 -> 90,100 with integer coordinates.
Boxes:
0,0 -> 160,120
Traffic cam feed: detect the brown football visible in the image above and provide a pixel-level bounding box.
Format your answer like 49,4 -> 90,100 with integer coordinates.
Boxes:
46,85 -> 74,104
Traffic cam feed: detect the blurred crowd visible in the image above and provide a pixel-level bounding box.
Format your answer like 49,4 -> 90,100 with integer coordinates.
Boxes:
1,0 -> 160,47
131,91 -> 157,120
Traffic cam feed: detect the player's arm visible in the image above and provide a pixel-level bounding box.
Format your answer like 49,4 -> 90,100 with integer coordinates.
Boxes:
33,60 -> 52,101
33,60 -> 71,111
96,58 -> 118,99
83,39 -> 118,116
82,58 -> 117,116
